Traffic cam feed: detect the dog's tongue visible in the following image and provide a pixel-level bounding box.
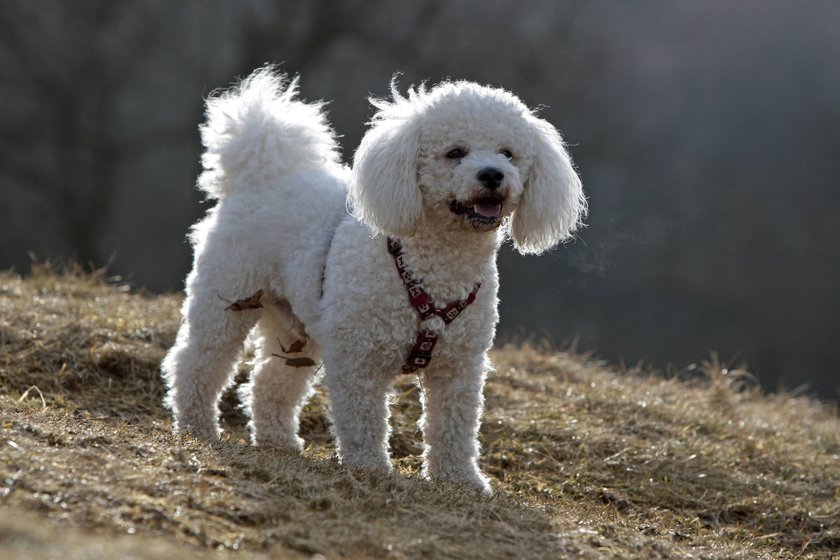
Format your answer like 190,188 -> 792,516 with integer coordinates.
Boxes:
473,200 -> 502,218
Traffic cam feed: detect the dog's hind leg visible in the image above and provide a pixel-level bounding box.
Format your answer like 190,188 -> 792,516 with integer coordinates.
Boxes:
162,288 -> 261,440
241,301 -> 320,450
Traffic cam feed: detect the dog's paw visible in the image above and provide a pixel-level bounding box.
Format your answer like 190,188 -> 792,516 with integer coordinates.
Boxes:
339,451 -> 394,473
174,420 -> 221,442
253,433 -> 305,452
458,471 -> 493,496
428,467 -> 493,495
466,471 -> 493,496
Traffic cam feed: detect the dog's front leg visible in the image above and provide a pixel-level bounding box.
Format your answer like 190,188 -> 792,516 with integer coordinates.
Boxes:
325,367 -> 394,472
419,361 -> 492,494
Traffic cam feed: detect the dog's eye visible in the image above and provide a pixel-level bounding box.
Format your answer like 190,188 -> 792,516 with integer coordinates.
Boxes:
501,149 -> 513,160
446,148 -> 467,160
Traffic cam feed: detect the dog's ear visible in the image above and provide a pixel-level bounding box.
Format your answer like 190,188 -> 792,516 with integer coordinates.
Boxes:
510,116 -> 586,254
350,114 -> 422,237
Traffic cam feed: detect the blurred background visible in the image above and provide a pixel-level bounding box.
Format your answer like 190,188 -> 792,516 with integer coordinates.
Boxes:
2,1 -> 838,400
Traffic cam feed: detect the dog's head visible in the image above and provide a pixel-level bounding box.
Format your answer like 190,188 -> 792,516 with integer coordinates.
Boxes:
349,80 -> 586,254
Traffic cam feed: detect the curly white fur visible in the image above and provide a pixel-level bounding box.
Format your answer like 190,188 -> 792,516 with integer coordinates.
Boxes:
161,67 -> 586,494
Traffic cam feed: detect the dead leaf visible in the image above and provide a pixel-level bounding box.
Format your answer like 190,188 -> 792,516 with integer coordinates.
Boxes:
225,289 -> 263,311
280,339 -> 307,354
271,354 -> 317,368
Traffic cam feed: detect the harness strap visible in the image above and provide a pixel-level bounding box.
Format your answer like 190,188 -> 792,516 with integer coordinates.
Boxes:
387,237 -> 481,373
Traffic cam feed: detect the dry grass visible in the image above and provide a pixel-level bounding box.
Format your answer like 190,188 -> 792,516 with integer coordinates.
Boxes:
1,265 -> 838,559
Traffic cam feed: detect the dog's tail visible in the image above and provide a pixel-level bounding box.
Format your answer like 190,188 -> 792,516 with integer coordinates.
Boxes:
197,66 -> 341,199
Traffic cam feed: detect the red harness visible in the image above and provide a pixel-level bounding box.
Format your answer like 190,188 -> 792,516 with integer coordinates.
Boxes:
387,237 -> 481,373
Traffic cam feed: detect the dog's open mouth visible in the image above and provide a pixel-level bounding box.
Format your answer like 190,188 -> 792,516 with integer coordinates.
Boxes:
449,196 -> 505,229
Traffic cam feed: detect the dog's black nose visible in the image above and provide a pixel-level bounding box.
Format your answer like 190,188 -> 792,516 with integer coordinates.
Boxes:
477,168 -> 504,189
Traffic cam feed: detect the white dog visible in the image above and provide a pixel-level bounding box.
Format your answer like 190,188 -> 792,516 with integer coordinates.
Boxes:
162,67 -> 585,494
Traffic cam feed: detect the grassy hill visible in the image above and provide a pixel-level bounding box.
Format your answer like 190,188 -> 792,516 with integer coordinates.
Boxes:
1,266 -> 838,559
